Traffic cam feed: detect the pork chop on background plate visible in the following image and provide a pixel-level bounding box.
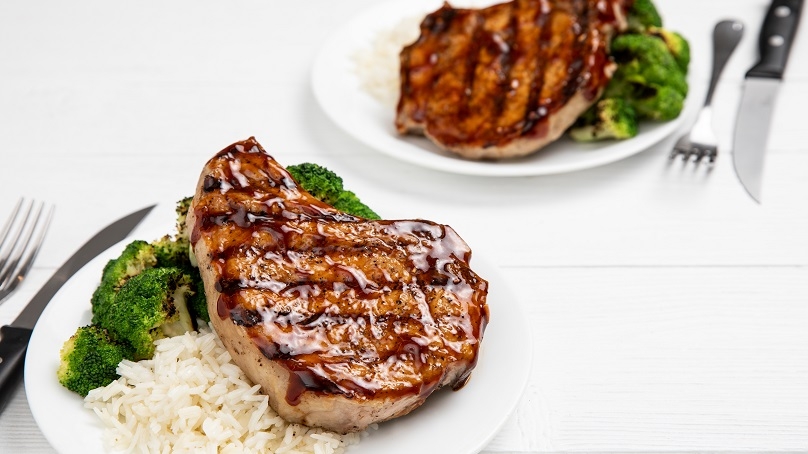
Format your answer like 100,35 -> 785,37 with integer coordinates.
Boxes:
396,0 -> 630,159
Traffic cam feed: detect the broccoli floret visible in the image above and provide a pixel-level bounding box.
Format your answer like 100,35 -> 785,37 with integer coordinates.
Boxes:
174,196 -> 192,242
629,84 -> 685,121
152,197 -> 194,269
332,191 -> 380,220
151,235 -> 190,268
166,197 -> 208,322
57,325 -> 134,396
610,34 -> 688,94
648,26 -> 690,72
627,0 -> 662,32
103,267 -> 196,359
605,33 -> 688,121
91,240 -> 157,325
570,98 -> 638,141
150,197 -> 203,323
286,163 -> 342,202
189,272 -> 210,323
286,163 -> 380,220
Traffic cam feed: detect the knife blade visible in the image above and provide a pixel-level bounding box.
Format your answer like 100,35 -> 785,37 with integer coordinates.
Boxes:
0,204 -> 155,414
733,0 -> 803,202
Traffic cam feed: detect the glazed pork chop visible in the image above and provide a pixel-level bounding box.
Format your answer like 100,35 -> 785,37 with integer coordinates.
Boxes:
396,0 -> 630,159
186,138 -> 489,433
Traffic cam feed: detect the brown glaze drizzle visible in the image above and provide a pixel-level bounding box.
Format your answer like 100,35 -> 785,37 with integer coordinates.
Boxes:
192,138 -> 489,406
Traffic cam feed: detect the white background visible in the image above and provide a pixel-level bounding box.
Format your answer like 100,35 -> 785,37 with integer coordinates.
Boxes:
1,0 -> 807,452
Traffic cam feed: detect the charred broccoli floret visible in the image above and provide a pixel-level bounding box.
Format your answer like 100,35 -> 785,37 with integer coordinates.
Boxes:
57,325 -> 134,396
629,85 -> 687,122
91,240 -> 157,325
103,267 -> 196,360
148,199 -> 211,322
627,0 -> 662,32
605,33 -> 688,121
174,196 -> 192,241
648,26 -> 691,72
151,235 -> 190,269
570,98 -> 638,141
152,197 -> 194,269
286,163 -> 380,220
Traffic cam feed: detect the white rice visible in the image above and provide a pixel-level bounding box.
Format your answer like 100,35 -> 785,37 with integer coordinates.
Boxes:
84,324 -> 366,454
353,16 -> 422,109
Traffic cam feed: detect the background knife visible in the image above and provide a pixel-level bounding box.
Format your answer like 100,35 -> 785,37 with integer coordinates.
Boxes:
0,204 -> 155,414
733,0 -> 803,202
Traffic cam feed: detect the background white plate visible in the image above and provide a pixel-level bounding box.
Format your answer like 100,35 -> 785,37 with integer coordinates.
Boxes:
25,206 -> 532,454
311,0 -> 698,177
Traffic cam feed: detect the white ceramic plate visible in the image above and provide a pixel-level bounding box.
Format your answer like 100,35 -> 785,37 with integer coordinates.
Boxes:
311,0 -> 697,177
25,207 -> 532,454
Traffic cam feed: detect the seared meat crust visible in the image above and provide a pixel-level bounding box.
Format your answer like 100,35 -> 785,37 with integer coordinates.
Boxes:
187,138 -> 489,433
396,0 -> 630,159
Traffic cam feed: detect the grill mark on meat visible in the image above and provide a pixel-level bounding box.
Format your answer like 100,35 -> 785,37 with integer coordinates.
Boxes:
219,277 -> 485,327
241,302 -> 478,403
496,5 -> 519,118
533,3 -> 576,133
520,0 -> 553,138
423,8 -> 480,146
584,2 -> 616,100
396,6 -> 458,127
560,0 -> 590,102
218,257 -> 472,296
525,0 -> 587,136
494,0 -> 541,136
230,305 -> 262,328
464,1 -> 515,147
235,309 -> 480,356
458,10 -> 483,127
204,217 -> 475,275
216,246 -> 486,338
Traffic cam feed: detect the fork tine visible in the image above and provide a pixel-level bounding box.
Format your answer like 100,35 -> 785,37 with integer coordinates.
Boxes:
693,148 -> 705,163
0,199 -> 33,274
0,198 -> 26,266
0,200 -> 53,304
0,200 -> 40,295
2,205 -> 53,297
669,148 -> 684,160
707,149 -> 718,165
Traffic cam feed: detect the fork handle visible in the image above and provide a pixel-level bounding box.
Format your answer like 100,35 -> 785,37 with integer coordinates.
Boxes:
0,325 -> 32,415
705,20 -> 745,106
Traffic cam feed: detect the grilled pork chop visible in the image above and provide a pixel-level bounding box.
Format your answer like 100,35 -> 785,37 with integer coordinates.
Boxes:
187,138 -> 489,433
396,0 -> 631,159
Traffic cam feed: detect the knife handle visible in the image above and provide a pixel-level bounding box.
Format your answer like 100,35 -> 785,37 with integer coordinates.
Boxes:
0,325 -> 33,415
747,0 -> 803,79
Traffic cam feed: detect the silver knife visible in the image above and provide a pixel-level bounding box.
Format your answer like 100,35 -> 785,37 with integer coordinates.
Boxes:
0,204 -> 155,414
733,0 -> 803,202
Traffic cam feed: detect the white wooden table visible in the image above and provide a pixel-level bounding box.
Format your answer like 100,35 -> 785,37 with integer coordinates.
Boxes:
1,0 -> 806,452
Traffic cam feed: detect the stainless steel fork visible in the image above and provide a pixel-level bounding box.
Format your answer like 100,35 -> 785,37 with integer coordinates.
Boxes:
0,199 -> 53,304
671,20 -> 744,164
